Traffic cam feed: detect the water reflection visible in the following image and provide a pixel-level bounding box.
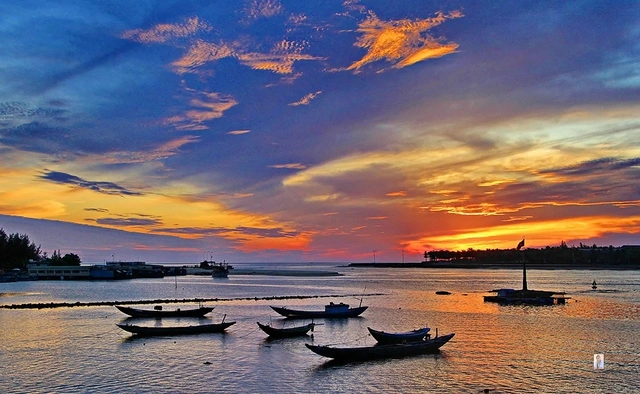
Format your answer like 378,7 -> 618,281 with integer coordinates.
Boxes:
1,267 -> 639,393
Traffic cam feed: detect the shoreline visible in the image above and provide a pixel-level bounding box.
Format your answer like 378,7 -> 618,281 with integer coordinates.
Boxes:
230,269 -> 341,277
347,262 -> 640,270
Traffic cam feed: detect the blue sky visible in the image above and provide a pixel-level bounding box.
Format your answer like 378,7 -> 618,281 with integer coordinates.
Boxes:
1,1 -> 640,263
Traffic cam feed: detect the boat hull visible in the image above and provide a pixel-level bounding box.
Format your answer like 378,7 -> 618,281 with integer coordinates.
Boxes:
270,306 -> 367,318
367,327 -> 431,344
115,305 -> 214,318
306,333 -> 455,362
257,322 -> 315,337
116,321 -> 235,336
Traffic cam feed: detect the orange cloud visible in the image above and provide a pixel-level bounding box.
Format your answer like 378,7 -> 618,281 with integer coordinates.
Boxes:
173,38 -> 321,75
348,10 -> 463,71
406,215 -> 640,252
237,50 -> 320,74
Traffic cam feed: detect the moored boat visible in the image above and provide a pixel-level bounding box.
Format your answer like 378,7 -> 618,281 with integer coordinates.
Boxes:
257,321 -> 316,338
305,333 -> 455,362
115,305 -> 214,318
116,321 -> 235,336
270,302 -> 367,319
367,326 -> 431,344
211,262 -> 232,278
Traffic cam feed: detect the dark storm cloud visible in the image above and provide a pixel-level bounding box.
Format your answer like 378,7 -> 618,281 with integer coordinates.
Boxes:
39,171 -> 142,196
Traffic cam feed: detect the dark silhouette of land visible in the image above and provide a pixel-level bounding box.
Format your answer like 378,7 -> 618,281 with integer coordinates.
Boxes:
350,243 -> 640,270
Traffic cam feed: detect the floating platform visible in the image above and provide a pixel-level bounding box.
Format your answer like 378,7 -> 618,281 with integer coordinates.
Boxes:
483,288 -> 570,305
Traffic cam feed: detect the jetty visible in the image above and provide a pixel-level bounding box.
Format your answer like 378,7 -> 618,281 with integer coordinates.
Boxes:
0,292 -> 385,310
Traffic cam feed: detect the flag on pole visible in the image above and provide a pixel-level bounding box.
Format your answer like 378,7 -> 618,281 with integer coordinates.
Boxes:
517,238 -> 525,250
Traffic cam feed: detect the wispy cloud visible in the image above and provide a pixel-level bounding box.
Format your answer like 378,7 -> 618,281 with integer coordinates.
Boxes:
171,40 -> 236,74
101,136 -> 201,164
121,17 -> 211,44
84,207 -> 109,213
94,217 -> 163,227
270,163 -> 307,170
227,129 -> 251,135
289,91 -> 322,106
166,91 -> 238,130
39,171 -> 142,196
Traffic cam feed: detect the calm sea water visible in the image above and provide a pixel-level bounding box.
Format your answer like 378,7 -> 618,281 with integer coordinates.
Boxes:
1,263 -> 638,393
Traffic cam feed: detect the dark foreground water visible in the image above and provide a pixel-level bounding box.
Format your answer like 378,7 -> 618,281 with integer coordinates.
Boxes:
1,263 -> 639,393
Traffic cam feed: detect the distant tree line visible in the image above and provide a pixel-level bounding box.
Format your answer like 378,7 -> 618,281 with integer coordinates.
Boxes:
0,228 -> 81,272
424,241 -> 640,267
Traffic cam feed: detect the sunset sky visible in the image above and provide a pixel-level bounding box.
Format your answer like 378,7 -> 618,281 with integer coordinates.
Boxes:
1,1 -> 639,264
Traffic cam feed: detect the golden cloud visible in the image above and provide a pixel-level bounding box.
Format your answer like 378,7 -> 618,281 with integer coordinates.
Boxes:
173,38 -> 321,75
237,51 -> 319,74
408,215 -> 640,251
348,10 -> 464,71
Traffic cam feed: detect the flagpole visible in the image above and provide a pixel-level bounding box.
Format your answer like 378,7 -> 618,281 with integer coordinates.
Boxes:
517,238 -> 527,291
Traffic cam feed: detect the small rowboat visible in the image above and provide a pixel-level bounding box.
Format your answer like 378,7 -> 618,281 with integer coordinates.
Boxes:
115,305 -> 214,318
306,333 -> 455,362
367,326 -> 431,344
270,302 -> 367,319
257,321 -> 316,338
116,321 -> 235,336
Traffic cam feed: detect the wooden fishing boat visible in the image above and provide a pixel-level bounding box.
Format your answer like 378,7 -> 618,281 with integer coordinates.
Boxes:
305,333 -> 455,362
116,321 -> 235,336
115,305 -> 214,318
367,326 -> 431,344
257,321 -> 315,338
270,302 -> 367,319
